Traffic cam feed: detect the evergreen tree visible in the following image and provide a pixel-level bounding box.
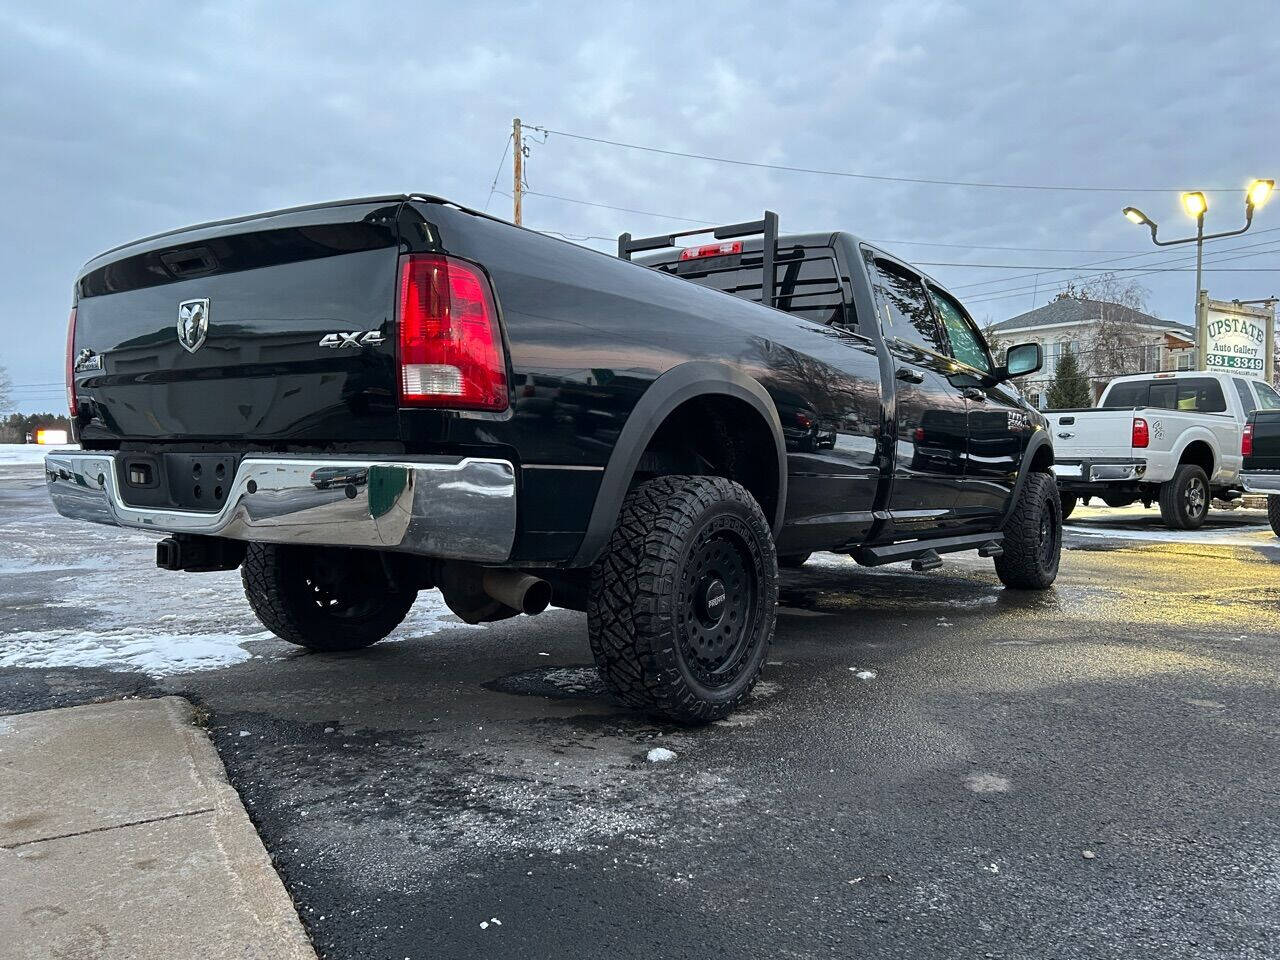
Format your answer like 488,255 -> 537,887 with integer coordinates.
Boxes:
1046,348 -> 1092,409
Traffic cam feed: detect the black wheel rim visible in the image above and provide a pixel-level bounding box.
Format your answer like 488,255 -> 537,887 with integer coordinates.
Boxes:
1037,504 -> 1059,568
1184,476 -> 1207,519
299,551 -> 390,621
676,527 -> 759,689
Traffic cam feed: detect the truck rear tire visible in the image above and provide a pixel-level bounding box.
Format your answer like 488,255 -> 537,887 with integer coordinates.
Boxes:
588,475 -> 777,724
1268,496 -> 1280,537
241,544 -> 418,651
1158,464 -> 1209,530
995,472 -> 1061,590
1059,492 -> 1077,520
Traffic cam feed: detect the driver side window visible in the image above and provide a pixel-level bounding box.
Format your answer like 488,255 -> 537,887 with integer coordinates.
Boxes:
929,285 -> 991,374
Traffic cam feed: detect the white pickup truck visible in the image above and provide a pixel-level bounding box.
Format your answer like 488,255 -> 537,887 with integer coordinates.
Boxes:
1046,371 -> 1280,529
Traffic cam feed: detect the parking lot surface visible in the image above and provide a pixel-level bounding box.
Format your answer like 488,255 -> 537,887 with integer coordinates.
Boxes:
2,459 -> 1278,959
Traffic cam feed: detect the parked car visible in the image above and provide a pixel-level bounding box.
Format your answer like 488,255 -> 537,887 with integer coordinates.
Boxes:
47,196 -> 1057,723
1046,371 -> 1280,529
1240,405 -> 1280,535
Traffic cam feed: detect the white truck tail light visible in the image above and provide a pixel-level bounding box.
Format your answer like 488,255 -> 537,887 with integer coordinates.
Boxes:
1132,417 -> 1150,448
397,255 -> 508,411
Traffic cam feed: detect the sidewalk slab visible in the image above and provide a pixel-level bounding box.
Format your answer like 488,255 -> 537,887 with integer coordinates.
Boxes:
0,697 -> 217,846
0,696 -> 315,960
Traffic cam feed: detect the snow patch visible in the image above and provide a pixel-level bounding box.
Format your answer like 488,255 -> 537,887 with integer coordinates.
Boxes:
0,444 -> 66,465
851,669 -> 877,681
965,772 -> 1013,794
0,628 -> 260,675
646,747 -> 678,763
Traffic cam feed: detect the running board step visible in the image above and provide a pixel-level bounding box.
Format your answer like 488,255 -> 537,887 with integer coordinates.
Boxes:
911,550 -> 943,572
853,531 -> 1005,568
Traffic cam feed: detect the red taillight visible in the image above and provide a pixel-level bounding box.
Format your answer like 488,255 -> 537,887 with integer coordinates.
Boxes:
1132,417 -> 1149,448
679,241 -> 742,261
65,306 -> 78,416
1243,422 -> 1254,457
397,255 -> 508,411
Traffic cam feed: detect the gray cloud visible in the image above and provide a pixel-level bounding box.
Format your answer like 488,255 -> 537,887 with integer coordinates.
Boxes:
2,0 -> 1277,409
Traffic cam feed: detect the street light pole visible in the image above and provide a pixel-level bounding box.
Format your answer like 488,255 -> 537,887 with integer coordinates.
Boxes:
1194,210 -> 1205,368
1122,180 -> 1272,370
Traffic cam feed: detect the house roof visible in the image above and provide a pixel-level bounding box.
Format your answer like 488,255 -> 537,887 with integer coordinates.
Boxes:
988,296 -> 1193,337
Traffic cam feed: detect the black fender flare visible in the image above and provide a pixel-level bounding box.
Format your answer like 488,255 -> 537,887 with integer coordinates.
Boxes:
570,361 -> 787,567
1001,428 -> 1055,527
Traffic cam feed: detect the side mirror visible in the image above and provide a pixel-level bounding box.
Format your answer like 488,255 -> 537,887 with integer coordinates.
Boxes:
999,342 -> 1042,380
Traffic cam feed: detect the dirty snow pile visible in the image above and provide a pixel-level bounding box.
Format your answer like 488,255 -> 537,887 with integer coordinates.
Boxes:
0,494 -> 465,676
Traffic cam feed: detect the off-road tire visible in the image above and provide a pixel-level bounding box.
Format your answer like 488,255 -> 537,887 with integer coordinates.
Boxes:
588,475 -> 777,724
1059,492 -> 1077,521
779,552 -> 812,568
241,544 -> 417,651
995,472 -> 1061,590
1267,496 -> 1280,537
1158,464 -> 1210,530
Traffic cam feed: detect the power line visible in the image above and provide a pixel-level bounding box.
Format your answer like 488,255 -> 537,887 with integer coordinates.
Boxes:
918,261 -> 1280,272
527,124 -> 1244,194
482,134 -> 514,214
512,189 -> 710,225
960,235 -> 1280,298
949,226 -> 1280,291
517,188 -> 1163,257
964,243 -> 1280,306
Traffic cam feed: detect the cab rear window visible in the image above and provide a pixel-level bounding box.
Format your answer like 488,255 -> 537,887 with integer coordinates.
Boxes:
661,248 -> 853,329
1102,377 -> 1226,413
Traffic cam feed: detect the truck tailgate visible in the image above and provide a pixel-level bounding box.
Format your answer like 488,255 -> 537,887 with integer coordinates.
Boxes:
72,198 -> 404,445
1044,408 -> 1136,468
1245,409 -> 1280,471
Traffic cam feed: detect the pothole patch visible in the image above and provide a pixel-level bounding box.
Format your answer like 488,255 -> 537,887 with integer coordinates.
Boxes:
486,665 -> 607,700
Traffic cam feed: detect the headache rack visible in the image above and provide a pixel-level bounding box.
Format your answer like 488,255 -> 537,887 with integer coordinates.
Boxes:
618,211 -> 779,307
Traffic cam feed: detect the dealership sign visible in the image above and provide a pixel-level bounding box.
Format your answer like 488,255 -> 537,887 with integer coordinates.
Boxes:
1202,297 -> 1274,380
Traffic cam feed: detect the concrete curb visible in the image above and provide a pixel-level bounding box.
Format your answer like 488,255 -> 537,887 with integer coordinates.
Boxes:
0,696 -> 317,960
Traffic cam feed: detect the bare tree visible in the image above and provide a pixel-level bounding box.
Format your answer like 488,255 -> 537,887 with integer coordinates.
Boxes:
1058,273 -> 1152,381
0,364 -> 11,413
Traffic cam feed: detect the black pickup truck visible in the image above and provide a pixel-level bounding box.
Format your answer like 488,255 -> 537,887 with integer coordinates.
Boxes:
48,195 -> 1055,722
1241,407 -> 1280,534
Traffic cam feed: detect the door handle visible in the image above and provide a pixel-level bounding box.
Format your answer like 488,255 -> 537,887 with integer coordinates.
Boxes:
962,387 -> 987,402
895,367 -> 925,384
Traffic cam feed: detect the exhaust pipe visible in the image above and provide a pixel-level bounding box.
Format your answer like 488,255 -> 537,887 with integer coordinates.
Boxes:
483,569 -> 552,616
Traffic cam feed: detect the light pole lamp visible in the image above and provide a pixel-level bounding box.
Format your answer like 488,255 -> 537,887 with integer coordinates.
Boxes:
1122,179 -> 1273,369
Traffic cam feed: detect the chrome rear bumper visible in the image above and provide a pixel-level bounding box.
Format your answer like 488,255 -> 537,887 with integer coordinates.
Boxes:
1241,471 -> 1280,496
44,452 -> 517,562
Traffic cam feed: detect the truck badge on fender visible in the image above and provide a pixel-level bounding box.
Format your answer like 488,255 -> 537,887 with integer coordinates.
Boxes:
319,331 -> 385,348
177,298 -> 210,354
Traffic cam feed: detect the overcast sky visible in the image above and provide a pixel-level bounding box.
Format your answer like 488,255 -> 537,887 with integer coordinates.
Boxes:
2,1 -> 1278,412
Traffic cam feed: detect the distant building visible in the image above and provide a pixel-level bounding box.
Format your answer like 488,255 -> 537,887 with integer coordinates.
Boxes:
987,296 -> 1194,408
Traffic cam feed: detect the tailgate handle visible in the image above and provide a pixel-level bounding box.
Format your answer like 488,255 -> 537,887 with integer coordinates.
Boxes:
160,246 -> 219,278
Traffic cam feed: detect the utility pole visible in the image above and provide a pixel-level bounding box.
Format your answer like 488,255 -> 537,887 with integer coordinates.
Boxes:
512,117 -> 523,226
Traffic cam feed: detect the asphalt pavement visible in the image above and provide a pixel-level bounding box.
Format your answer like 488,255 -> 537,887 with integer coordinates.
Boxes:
2,458 -> 1278,959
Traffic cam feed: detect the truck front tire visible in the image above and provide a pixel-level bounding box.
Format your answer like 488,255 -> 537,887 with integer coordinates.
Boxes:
588,475 -> 777,724
995,472 -> 1061,590
1158,464 -> 1209,530
241,544 -> 418,651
